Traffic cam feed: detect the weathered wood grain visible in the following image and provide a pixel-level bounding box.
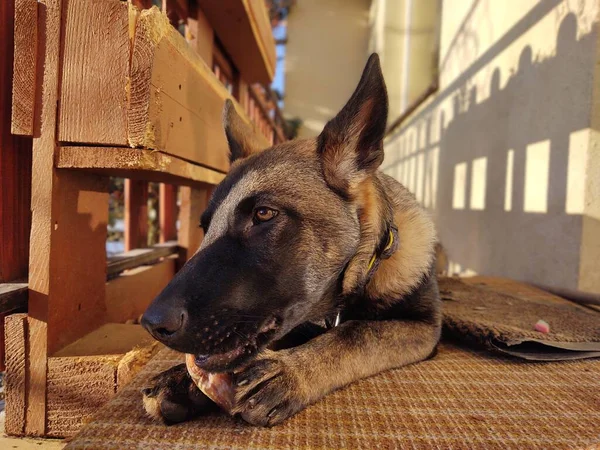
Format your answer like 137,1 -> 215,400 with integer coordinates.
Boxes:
11,0 -> 37,136
4,314 -> 27,435
59,0 -> 129,145
128,7 -> 267,172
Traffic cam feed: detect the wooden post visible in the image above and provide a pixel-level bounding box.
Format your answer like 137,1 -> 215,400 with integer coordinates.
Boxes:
25,0 -> 110,436
177,186 -> 212,264
124,179 -> 149,250
159,183 -> 177,243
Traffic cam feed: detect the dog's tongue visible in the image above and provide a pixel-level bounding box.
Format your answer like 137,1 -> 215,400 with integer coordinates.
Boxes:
185,354 -> 235,413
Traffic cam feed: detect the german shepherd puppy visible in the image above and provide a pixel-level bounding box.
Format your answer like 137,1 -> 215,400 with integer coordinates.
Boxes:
141,54 -> 441,427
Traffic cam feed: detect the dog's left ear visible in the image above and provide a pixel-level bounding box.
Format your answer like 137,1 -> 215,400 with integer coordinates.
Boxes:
317,54 -> 388,196
223,99 -> 265,163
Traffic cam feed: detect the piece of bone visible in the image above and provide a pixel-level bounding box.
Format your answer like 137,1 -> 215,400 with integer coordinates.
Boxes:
185,354 -> 235,413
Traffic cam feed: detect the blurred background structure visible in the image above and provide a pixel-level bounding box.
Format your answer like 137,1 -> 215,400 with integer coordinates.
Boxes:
282,0 -> 600,294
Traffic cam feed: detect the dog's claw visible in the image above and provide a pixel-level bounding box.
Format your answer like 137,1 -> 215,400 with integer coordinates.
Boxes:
233,351 -> 308,426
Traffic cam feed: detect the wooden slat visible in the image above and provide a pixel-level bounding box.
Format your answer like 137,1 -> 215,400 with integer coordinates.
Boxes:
4,314 -> 27,435
105,258 -> 175,323
11,0 -> 37,136
124,179 -> 149,251
107,241 -> 178,277
197,0 -> 275,84
128,7 -> 268,171
57,146 -> 226,186
1,0 -> 32,283
0,283 -> 28,314
58,0 -> 129,145
159,184 -> 177,243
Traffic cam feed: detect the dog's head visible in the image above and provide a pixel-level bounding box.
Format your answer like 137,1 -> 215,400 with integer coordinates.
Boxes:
142,54 -> 388,371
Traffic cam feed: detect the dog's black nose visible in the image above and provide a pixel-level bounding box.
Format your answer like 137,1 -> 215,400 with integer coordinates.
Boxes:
141,303 -> 187,342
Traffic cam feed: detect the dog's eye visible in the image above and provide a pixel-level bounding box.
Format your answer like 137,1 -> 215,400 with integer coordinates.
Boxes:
254,207 -> 278,223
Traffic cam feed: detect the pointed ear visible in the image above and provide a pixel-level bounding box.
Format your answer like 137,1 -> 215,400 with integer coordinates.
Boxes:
317,54 -> 388,197
223,99 -> 264,163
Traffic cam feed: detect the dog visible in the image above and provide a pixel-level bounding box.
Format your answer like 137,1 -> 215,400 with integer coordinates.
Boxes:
141,53 -> 441,427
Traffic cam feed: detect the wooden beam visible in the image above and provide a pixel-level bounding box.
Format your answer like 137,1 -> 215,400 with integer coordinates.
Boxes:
105,258 -> 175,323
107,241 -> 177,277
124,179 -> 149,251
11,0 -> 37,136
129,7 -> 268,172
58,0 -> 129,145
197,0 -> 275,84
57,145 -> 226,186
159,184 -> 178,243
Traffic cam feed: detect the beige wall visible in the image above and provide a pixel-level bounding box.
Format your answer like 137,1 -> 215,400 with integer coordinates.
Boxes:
380,0 -> 600,292
284,0 -> 371,138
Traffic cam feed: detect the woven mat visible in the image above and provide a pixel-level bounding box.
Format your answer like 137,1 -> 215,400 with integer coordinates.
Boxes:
66,342 -> 600,449
440,277 -> 600,360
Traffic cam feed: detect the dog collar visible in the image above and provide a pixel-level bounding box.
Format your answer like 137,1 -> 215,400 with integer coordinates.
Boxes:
326,224 -> 399,329
365,224 -> 399,281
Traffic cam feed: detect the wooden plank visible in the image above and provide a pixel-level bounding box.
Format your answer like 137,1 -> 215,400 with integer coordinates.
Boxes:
124,179 -> 149,251
159,184 -> 178,243
0,283 -> 28,313
197,0 -> 275,84
128,7 -> 268,171
4,314 -> 27,435
107,241 -> 177,277
46,355 -> 121,438
1,0 -> 32,283
58,0 -> 129,145
105,258 -> 175,323
178,186 -> 212,263
57,146 -> 226,186
11,0 -> 37,136
46,324 -> 161,437
116,341 -> 162,391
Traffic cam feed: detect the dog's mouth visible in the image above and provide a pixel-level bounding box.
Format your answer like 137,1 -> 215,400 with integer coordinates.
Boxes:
192,316 -> 280,372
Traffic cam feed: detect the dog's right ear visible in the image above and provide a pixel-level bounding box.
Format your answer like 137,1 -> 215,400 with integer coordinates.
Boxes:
223,99 -> 264,163
317,54 -> 388,197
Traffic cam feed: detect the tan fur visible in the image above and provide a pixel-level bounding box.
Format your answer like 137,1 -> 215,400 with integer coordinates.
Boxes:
142,392 -> 162,420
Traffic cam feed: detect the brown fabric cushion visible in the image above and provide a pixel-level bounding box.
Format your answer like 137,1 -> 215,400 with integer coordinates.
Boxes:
66,342 -> 600,449
440,277 -> 600,360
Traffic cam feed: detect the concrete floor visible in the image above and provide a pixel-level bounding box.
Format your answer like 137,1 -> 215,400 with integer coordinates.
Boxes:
0,411 -> 65,449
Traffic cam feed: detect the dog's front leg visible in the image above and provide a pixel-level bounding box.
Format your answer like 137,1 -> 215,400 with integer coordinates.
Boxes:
232,318 -> 441,426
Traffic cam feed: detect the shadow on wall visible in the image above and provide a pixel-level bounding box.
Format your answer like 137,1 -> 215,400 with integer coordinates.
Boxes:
383,13 -> 596,289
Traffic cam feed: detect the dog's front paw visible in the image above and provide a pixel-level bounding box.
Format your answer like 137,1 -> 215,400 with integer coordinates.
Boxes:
232,351 -> 308,427
142,363 -> 214,424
